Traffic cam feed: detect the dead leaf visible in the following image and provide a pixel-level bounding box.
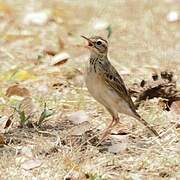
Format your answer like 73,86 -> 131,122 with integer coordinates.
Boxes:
0,116 -> 8,129
6,84 -> 31,97
0,69 -> 36,81
21,159 -> 42,170
62,68 -> 83,80
13,70 -> 36,81
43,48 -> 57,56
53,59 -> 68,66
52,80 -> 69,92
130,71 -> 180,110
19,97 -> 36,116
12,70 -> 36,81
171,101 -> 180,114
0,1 -> 12,15
51,52 -> 70,66
64,170 -> 80,180
0,115 -> 12,133
51,7 -> 64,24
4,115 -> 12,129
58,38 -> 65,49
68,110 -> 89,125
0,134 -> 5,146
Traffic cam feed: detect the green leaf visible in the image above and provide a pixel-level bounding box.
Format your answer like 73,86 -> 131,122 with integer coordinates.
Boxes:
89,174 -> 102,180
19,111 -> 27,125
106,25 -> 112,38
37,103 -> 54,127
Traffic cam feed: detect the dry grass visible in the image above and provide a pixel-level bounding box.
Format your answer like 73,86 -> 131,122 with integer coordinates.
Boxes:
0,0 -> 179,179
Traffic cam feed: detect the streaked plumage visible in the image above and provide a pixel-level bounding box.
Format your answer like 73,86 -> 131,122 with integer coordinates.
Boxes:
82,35 -> 160,139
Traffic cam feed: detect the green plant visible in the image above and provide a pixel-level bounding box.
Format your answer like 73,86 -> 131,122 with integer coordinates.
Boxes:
37,103 -> 54,127
90,174 -> 102,180
13,106 -> 33,127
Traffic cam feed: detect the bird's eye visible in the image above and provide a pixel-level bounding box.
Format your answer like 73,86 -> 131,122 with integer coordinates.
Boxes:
96,40 -> 102,45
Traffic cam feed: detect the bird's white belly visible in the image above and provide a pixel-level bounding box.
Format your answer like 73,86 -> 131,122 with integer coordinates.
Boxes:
86,72 -> 105,102
86,71 -> 118,112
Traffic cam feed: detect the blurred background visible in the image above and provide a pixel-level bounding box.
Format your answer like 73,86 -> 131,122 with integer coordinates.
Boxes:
0,0 -> 179,109
0,0 -> 179,74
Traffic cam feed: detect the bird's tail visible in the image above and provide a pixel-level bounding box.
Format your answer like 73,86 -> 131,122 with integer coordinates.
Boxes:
135,113 -> 160,138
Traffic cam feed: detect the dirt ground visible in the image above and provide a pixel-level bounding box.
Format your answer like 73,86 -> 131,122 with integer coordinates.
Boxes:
0,0 -> 179,179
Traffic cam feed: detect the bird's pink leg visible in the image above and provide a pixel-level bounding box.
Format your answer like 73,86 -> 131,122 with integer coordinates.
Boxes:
99,117 -> 117,142
99,117 -> 128,143
115,117 -> 128,135
112,117 -> 119,128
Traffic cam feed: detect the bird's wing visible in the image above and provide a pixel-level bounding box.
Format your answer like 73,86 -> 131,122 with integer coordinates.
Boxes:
97,59 -> 160,138
98,59 -> 136,112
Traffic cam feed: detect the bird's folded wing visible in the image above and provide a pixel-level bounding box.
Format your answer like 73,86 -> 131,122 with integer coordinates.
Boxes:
99,60 -> 136,111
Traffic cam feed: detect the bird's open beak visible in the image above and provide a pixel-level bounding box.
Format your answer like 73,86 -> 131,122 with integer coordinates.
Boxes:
81,35 -> 93,47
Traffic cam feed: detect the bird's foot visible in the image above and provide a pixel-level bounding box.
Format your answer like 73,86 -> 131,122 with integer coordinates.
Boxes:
111,123 -> 129,135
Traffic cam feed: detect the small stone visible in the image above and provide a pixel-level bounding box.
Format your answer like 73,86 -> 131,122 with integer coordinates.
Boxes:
23,10 -> 51,25
167,11 -> 179,22
68,110 -> 89,125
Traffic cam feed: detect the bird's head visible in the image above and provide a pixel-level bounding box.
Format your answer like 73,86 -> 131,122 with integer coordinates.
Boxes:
81,35 -> 108,56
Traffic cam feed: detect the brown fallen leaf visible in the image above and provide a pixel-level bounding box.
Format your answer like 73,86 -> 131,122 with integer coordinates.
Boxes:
130,71 -> 180,110
171,101 -> 180,114
62,68 -> 83,80
6,84 -> 31,97
19,97 -> 36,117
51,52 -> 70,66
43,48 -> 57,56
4,115 -> 12,129
0,115 -> 12,133
1,69 -> 36,81
21,159 -> 42,170
0,1 -> 13,15
58,37 -> 65,49
54,59 -> 68,66
0,134 -> 5,147
64,170 -> 80,180
15,97 -> 36,127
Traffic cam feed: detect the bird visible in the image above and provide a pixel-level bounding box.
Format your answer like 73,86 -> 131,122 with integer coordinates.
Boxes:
81,35 -> 160,140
